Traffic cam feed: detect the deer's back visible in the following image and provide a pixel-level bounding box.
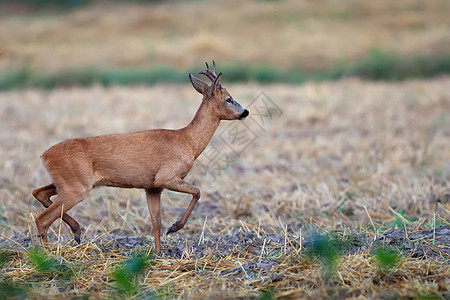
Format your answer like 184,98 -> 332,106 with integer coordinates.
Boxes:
41,129 -> 194,189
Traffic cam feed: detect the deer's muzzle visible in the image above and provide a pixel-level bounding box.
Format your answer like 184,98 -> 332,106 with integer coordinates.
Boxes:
239,109 -> 249,120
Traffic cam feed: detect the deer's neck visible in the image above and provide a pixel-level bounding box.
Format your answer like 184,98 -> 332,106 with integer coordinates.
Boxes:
182,101 -> 221,159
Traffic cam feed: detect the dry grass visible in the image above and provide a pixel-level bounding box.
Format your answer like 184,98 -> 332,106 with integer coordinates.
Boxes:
0,77 -> 449,298
1,79 -> 448,237
0,0 -> 449,72
0,228 -> 448,299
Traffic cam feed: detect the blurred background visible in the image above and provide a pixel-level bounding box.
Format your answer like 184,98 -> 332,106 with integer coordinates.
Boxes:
1,0 -> 449,88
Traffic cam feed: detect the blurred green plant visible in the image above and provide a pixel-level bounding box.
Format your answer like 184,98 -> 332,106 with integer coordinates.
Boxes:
17,0 -> 166,10
344,49 -> 450,80
1,51 -> 450,90
27,248 -> 74,279
0,251 -> 29,300
303,230 -> 367,281
259,287 -> 276,300
0,282 -> 29,300
0,250 -> 13,268
112,251 -> 153,295
305,234 -> 339,280
373,247 -> 401,274
153,285 -> 175,299
416,290 -> 442,300
387,209 -> 416,228
19,0 -> 91,9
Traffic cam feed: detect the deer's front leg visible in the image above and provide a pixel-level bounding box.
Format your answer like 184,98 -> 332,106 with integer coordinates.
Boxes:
160,177 -> 200,235
146,188 -> 163,255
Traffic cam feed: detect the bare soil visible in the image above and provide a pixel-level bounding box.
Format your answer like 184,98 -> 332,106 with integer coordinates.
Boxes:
2,225 -> 449,261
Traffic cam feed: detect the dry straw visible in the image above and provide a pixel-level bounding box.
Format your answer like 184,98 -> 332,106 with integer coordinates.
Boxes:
0,78 -> 449,298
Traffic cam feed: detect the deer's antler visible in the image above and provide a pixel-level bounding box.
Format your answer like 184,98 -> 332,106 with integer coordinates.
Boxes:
199,60 -> 217,82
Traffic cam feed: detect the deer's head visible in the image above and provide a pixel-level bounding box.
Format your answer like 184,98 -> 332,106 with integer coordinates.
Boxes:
189,61 -> 249,121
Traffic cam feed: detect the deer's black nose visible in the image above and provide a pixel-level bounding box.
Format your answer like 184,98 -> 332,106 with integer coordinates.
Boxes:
239,109 -> 249,120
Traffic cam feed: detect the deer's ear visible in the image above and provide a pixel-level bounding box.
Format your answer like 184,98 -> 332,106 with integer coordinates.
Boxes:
189,74 -> 208,94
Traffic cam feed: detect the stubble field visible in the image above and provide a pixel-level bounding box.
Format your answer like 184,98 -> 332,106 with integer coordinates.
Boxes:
1,0 -> 449,298
0,78 -> 449,298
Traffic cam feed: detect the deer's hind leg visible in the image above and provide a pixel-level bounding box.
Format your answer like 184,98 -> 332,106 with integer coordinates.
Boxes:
35,182 -> 91,245
33,183 -> 82,243
146,188 -> 163,255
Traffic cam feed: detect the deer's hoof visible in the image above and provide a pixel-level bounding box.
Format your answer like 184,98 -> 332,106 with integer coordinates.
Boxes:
38,234 -> 49,244
166,221 -> 182,235
74,235 -> 81,244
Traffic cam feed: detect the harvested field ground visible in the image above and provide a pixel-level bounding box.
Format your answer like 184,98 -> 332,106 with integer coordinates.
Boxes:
0,78 -> 449,298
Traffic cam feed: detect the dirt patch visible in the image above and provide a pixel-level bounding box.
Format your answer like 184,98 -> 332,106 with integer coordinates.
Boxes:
2,226 -> 449,262
377,226 -> 450,260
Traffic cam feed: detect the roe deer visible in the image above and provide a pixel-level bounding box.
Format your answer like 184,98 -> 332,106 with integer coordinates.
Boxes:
32,61 -> 249,255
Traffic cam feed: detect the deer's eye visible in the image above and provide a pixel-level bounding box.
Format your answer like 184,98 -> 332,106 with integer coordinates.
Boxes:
226,98 -> 233,103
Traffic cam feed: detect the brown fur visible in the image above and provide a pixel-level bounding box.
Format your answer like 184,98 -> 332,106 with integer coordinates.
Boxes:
32,62 -> 248,255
